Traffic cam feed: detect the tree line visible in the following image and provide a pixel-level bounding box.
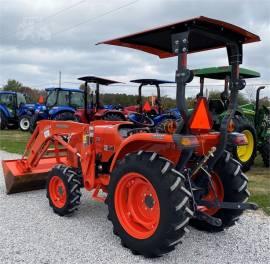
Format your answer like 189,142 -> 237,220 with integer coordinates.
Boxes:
1,79 -> 269,108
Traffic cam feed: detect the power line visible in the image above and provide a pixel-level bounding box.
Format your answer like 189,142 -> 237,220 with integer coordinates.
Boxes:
46,0 -> 141,37
2,0 -> 88,39
1,0 -> 141,50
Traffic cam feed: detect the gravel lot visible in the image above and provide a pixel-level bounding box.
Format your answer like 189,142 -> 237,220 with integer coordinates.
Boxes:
0,150 -> 269,264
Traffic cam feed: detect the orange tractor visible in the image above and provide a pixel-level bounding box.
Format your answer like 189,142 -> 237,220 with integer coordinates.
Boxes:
2,16 -> 259,257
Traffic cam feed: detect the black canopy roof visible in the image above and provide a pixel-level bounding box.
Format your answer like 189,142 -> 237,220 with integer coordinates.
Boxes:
78,76 -> 121,85
98,16 -> 260,58
130,79 -> 175,85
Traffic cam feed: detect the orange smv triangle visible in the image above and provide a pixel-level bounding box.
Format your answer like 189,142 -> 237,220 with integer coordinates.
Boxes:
189,97 -> 213,133
143,101 -> 152,112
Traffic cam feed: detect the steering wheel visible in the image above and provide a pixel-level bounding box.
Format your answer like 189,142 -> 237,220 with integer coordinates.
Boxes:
128,112 -> 154,127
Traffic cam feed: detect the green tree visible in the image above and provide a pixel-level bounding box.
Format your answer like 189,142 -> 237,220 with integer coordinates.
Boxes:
3,79 -> 23,91
209,90 -> 249,105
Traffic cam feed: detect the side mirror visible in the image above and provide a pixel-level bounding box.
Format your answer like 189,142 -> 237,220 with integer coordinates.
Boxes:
38,96 -> 44,104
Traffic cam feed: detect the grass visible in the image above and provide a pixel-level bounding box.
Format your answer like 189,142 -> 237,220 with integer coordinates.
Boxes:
0,130 -> 31,154
0,130 -> 269,215
246,156 -> 270,215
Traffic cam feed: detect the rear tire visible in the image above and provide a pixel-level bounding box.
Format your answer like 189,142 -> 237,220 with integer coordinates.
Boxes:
29,114 -> 38,133
0,111 -> 7,130
107,152 -> 193,257
190,151 -> 250,232
47,165 -> 82,216
19,115 -> 31,131
260,140 -> 270,167
232,116 -> 257,172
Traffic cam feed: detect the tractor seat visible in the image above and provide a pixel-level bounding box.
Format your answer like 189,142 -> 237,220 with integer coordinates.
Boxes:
208,99 -> 225,114
118,124 -> 150,138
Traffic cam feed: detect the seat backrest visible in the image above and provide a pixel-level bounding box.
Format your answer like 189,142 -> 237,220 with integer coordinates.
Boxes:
208,99 -> 225,114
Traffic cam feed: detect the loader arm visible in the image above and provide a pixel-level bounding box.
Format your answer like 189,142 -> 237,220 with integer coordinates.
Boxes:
2,120 -> 90,194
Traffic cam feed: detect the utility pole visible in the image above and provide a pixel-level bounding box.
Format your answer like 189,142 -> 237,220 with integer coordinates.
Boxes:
59,71 -> 61,88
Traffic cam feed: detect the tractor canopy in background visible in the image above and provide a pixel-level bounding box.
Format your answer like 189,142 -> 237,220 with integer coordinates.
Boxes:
192,66 -> 268,170
0,91 -> 36,130
2,16 -> 260,257
75,76 -> 126,123
125,79 -> 181,130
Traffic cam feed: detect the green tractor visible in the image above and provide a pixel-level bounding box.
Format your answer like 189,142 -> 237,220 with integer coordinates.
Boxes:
240,86 -> 270,167
193,66 -> 269,170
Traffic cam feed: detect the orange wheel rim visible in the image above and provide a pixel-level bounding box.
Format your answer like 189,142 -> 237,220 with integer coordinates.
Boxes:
197,173 -> 224,215
49,176 -> 67,208
114,172 -> 160,239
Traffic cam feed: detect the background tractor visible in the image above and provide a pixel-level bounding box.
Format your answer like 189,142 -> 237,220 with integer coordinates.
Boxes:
75,76 -> 126,122
241,86 -> 270,167
0,91 -> 36,131
2,17 -> 259,257
124,79 -> 181,128
193,66 -> 261,171
29,87 -> 85,132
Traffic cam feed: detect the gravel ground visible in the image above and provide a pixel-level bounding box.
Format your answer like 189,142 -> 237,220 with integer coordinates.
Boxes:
0,150 -> 269,264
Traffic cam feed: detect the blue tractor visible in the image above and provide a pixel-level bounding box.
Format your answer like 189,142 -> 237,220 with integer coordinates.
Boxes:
0,91 -> 35,130
29,87 -> 85,132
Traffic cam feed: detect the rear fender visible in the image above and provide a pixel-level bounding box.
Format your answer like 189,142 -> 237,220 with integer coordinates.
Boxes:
49,106 -> 75,117
109,133 -> 181,172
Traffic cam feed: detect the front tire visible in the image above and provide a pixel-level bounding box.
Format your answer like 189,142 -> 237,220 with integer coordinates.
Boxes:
190,151 -> 250,232
19,115 -> 31,131
107,152 -> 193,257
47,165 -> 82,216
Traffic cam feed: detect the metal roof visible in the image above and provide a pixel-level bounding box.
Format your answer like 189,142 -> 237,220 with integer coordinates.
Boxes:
193,66 -> 260,79
78,76 -> 121,85
130,79 -> 175,85
98,16 -> 260,58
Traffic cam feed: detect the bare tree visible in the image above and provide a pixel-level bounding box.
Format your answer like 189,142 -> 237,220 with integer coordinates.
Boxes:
245,84 -> 256,102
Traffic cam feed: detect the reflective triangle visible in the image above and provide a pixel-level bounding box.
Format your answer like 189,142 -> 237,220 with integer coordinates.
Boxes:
143,101 -> 152,112
189,97 -> 213,132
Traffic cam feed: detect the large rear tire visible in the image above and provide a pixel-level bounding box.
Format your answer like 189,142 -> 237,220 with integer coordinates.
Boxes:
29,114 -> 38,133
47,165 -> 82,216
190,151 -> 250,232
260,140 -> 270,167
232,116 -> 257,172
0,111 -> 7,130
107,152 -> 193,257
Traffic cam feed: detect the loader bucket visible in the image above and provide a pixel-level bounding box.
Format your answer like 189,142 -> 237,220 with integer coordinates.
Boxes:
2,157 -> 67,194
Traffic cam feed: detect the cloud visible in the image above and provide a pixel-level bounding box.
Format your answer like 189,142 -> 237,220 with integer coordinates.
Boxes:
0,0 -> 269,100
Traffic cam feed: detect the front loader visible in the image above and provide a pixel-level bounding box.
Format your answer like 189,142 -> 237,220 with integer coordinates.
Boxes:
2,16 -> 260,257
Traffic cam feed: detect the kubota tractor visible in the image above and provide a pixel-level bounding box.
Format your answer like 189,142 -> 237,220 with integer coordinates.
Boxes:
75,76 -> 126,122
192,66 -> 260,171
2,16 -> 259,257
